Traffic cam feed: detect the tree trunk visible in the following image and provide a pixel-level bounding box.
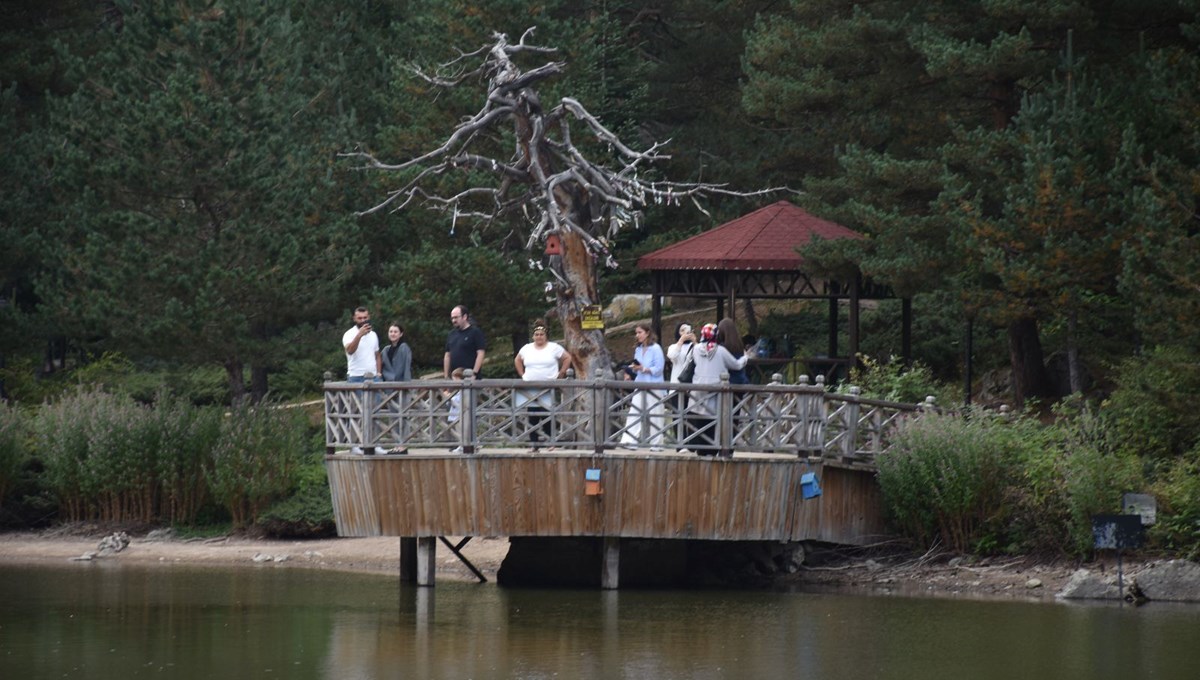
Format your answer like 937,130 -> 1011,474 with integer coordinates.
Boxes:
1006,316 -> 1053,408
1067,308 -> 1081,395
225,359 -> 246,405
250,364 -> 269,404
742,298 -> 758,336
554,228 -> 613,380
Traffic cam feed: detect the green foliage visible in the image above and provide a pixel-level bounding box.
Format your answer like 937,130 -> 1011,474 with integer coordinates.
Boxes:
32,388 -> 163,521
0,403 -> 28,507
1150,445 -> 1200,559
258,450 -> 334,538
38,0 -> 372,401
1103,346 -> 1200,460
846,354 -> 953,406
877,411 -> 1047,553
1050,405 -> 1143,556
369,244 -> 545,371
153,395 -> 222,525
207,402 -> 306,529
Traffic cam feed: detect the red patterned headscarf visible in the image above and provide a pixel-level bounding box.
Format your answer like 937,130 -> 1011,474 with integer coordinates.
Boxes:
700,323 -> 719,352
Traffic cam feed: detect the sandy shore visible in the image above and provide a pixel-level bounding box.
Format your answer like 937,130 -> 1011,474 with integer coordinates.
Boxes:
0,528 -> 1147,601
0,530 -> 510,582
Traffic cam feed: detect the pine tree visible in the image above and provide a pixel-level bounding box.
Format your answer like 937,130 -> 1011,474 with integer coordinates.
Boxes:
40,0 -> 370,402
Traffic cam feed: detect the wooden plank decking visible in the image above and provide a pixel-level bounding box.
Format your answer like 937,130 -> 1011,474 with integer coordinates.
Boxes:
325,449 -> 885,546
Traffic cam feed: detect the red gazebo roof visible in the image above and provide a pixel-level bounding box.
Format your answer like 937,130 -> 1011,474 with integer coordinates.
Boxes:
636,200 -> 864,271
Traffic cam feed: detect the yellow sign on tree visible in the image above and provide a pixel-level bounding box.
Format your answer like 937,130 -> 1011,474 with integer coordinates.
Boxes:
581,305 -> 604,330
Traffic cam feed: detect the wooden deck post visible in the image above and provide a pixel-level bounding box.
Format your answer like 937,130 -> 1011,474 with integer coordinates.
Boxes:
400,537 -> 416,583
718,372 -> 733,457
416,536 -> 437,586
601,536 -> 620,589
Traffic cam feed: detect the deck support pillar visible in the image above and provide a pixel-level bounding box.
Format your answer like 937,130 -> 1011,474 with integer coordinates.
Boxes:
601,536 -> 620,589
399,537 -> 417,583
416,536 -> 437,586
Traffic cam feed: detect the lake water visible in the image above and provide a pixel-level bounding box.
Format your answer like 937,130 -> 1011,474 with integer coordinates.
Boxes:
2,563 -> 1199,679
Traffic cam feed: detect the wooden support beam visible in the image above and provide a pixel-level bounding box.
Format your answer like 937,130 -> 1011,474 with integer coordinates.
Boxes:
416,536 -> 436,587
601,536 -> 620,589
438,536 -> 488,583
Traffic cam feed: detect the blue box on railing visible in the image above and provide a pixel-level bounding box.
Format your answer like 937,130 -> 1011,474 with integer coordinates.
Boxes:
801,472 -> 822,500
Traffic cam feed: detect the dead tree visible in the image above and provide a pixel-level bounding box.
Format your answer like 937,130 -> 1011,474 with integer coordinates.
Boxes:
346,29 -> 779,378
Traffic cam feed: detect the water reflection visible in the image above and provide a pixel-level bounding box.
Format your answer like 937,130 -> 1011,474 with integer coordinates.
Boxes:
3,563 -> 1199,679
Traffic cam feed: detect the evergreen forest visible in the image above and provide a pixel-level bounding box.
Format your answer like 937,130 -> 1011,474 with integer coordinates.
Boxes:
1,1 -> 1198,558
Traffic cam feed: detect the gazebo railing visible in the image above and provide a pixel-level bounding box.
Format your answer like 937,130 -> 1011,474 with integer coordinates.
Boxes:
324,371 -> 935,463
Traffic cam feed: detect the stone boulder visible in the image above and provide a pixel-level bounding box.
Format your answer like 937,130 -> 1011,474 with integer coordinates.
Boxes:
1131,560 -> 1200,602
1057,568 -> 1122,600
603,294 -> 652,325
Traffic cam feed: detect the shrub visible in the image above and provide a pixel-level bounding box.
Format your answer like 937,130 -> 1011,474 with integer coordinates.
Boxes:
153,396 -> 221,525
1150,444 -> 1200,559
877,410 -> 1049,553
1103,346 -> 1200,459
207,402 -> 306,529
845,354 -> 955,406
33,388 -> 102,520
999,403 -> 1145,557
33,388 -> 164,522
0,403 -> 28,507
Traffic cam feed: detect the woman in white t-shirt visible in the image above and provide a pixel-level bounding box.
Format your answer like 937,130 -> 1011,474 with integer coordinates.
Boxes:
514,320 -> 573,451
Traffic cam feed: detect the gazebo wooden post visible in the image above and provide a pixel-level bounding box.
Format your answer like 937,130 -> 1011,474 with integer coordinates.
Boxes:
827,280 -> 840,359
651,273 -> 664,346
849,275 -> 861,369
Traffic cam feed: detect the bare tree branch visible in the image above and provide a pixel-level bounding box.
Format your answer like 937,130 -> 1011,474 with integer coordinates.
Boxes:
350,28 -> 795,378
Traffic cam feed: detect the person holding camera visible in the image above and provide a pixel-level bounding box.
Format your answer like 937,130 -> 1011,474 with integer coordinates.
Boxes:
667,322 -> 697,451
342,306 -> 386,454
343,306 -> 381,382
619,323 -> 665,451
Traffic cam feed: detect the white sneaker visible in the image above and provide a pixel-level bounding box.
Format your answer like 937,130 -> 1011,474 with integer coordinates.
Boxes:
622,444 -> 638,450
451,446 -> 464,454
350,446 -> 363,455
373,447 -> 388,455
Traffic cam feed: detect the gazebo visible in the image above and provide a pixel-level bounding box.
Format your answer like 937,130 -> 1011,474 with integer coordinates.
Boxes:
636,200 -> 911,380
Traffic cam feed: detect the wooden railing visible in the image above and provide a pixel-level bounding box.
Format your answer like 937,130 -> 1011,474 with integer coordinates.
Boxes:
324,371 -> 935,464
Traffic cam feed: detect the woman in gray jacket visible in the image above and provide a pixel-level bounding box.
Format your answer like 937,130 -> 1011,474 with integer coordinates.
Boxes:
381,323 -> 412,382
687,323 -> 750,456
380,322 -> 412,454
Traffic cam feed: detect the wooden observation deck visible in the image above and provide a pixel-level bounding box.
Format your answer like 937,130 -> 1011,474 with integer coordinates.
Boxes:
324,373 -> 932,587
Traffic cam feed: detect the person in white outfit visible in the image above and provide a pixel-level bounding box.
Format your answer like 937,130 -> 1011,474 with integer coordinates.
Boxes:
515,319 -> 573,451
342,306 -> 387,455
666,322 -> 697,451
620,323 -> 666,451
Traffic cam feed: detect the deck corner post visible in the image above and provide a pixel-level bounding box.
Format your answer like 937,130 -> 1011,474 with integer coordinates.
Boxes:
601,536 -> 620,589
462,370 -> 477,454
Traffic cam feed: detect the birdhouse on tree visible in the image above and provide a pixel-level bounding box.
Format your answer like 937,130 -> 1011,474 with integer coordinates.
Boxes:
544,233 -> 562,255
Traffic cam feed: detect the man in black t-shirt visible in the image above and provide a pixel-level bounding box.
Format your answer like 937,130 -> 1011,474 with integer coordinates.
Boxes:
444,304 -> 487,378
